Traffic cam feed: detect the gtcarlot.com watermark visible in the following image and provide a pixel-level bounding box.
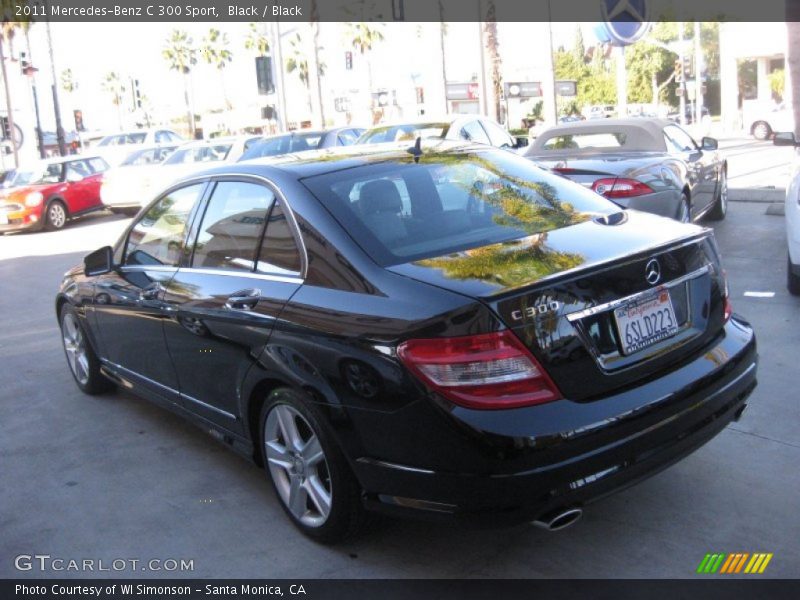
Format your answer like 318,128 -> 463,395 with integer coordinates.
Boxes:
14,554 -> 194,573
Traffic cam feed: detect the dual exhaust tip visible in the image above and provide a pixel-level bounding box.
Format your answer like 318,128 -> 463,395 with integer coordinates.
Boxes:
532,507 -> 583,531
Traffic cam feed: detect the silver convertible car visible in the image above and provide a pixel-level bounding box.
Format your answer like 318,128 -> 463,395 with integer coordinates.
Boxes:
525,119 -> 728,223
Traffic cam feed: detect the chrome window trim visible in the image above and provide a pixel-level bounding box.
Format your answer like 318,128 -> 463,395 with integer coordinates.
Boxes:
566,264 -> 711,323
177,267 -> 303,285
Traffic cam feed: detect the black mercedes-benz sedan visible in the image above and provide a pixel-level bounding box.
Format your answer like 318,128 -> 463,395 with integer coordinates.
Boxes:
56,141 -> 757,543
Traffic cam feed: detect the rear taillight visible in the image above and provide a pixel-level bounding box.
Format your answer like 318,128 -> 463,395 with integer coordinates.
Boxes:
592,177 -> 653,199
397,331 -> 562,410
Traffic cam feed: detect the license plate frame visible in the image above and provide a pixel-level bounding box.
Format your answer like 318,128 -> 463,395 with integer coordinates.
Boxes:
614,289 -> 679,356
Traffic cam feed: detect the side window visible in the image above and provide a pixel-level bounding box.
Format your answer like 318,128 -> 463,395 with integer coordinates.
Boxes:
337,129 -> 359,146
192,181 -> 274,271
257,201 -> 302,275
460,120 -> 491,145
65,161 -> 89,180
87,158 -> 109,173
124,184 -> 203,267
481,119 -> 515,148
663,125 -> 697,153
155,131 -> 166,143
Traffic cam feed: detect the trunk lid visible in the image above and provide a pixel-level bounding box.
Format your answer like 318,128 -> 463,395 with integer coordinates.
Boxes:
388,210 -> 727,401
530,152 -> 663,190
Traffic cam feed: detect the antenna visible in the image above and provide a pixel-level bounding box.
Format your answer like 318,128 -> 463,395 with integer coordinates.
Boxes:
406,136 -> 423,163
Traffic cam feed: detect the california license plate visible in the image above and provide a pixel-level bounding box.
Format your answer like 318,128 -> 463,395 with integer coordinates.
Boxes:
614,290 -> 679,355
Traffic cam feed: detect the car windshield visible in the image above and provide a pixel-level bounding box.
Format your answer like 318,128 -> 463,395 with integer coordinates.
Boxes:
12,163 -> 63,186
98,132 -> 147,146
359,123 -> 451,144
163,144 -> 233,165
239,132 -> 324,161
302,147 -> 616,266
121,146 -> 177,166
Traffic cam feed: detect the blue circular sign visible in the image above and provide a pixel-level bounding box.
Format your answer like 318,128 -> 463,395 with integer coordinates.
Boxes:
601,0 -> 651,46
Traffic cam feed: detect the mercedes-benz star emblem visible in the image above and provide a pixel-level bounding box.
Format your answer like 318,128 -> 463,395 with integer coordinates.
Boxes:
645,258 -> 661,285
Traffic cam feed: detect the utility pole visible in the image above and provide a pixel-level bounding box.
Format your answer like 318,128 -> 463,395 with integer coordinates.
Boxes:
542,1 -> 558,126
476,0 -> 488,117
677,23 -> 687,126
270,21 -> 288,132
44,13 -> 67,156
694,21 -> 703,126
23,31 -> 45,159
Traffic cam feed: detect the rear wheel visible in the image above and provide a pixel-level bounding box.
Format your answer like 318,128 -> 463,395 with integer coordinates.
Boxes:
260,388 -> 366,543
45,200 -> 67,231
59,304 -> 115,394
707,170 -> 728,221
789,254 -> 800,296
752,121 -> 772,141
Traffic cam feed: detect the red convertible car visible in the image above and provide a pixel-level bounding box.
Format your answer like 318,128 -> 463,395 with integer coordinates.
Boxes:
0,156 -> 109,233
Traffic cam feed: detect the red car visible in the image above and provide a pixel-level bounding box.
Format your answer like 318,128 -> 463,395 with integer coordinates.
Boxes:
0,156 -> 109,233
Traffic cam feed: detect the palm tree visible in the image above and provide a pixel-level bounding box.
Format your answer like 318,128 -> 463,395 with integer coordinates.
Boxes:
162,29 -> 198,136
101,71 -> 126,130
438,1 -> 449,114
244,22 -> 270,56
308,0 -> 326,127
286,33 -> 326,117
0,20 -> 23,166
200,28 -> 233,110
482,1 -> 503,123
345,22 -> 384,121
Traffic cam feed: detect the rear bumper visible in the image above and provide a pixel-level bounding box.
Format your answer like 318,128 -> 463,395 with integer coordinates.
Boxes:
353,316 -> 757,525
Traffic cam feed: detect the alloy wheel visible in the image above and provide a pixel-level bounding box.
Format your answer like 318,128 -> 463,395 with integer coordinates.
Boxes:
48,203 -> 66,229
62,313 -> 89,385
264,404 -> 332,527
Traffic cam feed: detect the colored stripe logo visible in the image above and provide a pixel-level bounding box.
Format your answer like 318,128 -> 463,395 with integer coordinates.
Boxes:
696,553 -> 773,574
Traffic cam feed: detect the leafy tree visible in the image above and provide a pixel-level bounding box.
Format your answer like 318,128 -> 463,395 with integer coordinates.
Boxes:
162,29 -> 198,136
345,22 -> 385,122
201,28 -> 233,110
244,22 -> 270,56
286,33 -> 327,115
102,71 -> 126,130
768,68 -> 785,101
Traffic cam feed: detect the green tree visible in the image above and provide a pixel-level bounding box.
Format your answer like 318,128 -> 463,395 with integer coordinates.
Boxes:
162,29 -> 198,136
101,71 -> 126,130
201,28 -> 233,110
244,22 -> 270,56
768,68 -> 785,102
345,22 -> 385,122
61,68 -> 77,94
286,33 -> 326,116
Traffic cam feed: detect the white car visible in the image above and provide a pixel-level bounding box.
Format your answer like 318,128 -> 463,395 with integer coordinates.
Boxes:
773,131 -> 800,294
93,128 -> 184,166
357,115 -> 528,151
745,102 -> 793,140
102,137 -> 259,215
101,145 -> 180,215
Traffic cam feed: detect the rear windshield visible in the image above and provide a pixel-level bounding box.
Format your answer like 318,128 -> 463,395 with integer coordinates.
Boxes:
302,148 -> 616,266
541,132 -> 627,150
359,123 -> 450,144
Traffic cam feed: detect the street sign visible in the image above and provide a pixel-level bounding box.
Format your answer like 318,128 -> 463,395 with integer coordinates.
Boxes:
446,83 -> 480,101
599,0 -> 651,46
503,82 -> 542,98
555,80 -> 578,97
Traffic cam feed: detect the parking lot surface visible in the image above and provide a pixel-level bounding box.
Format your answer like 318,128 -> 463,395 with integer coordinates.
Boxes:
1,201 -> 798,578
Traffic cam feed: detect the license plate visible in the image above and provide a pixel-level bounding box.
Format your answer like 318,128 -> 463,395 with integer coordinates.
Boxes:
614,290 -> 678,355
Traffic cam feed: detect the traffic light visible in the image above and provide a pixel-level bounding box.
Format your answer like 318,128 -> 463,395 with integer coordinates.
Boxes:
345,51 -> 353,70
682,56 -> 694,79
19,51 -> 29,72
415,87 -> 424,104
73,109 -> 85,132
674,59 -> 682,82
255,56 -> 274,95
131,79 -> 142,110
0,116 -> 10,140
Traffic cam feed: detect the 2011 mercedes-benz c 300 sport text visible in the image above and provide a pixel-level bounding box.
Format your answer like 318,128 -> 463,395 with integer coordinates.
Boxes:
56,141 -> 757,542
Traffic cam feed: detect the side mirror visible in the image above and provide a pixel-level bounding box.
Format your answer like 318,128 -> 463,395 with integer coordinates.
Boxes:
84,246 -> 115,277
701,137 -> 718,151
773,132 -> 799,146
514,136 -> 530,149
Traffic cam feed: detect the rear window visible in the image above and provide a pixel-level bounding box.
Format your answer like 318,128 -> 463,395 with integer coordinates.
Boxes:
541,132 -> 626,150
359,123 -> 450,144
302,148 -> 615,266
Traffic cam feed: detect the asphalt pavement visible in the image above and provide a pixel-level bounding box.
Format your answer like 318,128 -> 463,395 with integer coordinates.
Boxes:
0,200 -> 798,579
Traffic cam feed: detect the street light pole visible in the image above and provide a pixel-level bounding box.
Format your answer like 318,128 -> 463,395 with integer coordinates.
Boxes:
44,11 -> 67,156
694,21 -> 703,126
678,22 -> 687,126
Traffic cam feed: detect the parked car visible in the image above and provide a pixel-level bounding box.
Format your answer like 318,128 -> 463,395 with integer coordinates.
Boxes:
93,128 -> 184,165
745,102 -> 793,140
58,141 -> 756,542
582,105 -> 616,119
0,156 -> 109,233
525,119 -> 727,222
101,145 -> 180,215
357,115 -> 528,150
667,105 -> 712,126
238,128 -> 364,162
772,131 -> 800,294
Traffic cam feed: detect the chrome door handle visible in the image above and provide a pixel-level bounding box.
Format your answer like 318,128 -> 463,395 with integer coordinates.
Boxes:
224,288 -> 261,310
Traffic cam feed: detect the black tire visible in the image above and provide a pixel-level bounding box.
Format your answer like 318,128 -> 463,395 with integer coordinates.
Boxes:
789,254 -> 800,296
259,387 -> 366,543
752,121 -> 771,141
676,193 -> 691,223
707,170 -> 728,221
59,303 -> 115,395
45,200 -> 68,231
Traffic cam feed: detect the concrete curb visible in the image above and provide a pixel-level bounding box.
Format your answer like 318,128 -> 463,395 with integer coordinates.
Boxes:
729,188 -> 785,203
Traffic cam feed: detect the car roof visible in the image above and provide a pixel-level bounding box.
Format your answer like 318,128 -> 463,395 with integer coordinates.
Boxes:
531,118 -> 672,152
186,139 -> 485,180
24,155 -> 106,167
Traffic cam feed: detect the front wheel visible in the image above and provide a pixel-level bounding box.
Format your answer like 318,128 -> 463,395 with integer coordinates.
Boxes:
707,170 -> 728,221
260,388 -> 366,543
789,254 -> 800,296
752,121 -> 772,141
59,304 -> 115,395
45,200 -> 68,231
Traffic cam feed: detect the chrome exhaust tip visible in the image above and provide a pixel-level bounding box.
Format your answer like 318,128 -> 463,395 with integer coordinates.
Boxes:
532,507 -> 583,531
